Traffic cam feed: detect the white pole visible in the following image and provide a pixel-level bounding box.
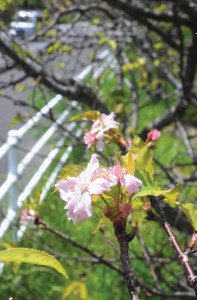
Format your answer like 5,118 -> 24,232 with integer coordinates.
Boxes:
7,130 -> 19,210
7,130 -> 19,240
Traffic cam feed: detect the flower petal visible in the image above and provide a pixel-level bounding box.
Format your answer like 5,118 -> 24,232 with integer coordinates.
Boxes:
65,192 -> 92,223
55,179 -> 73,201
120,174 -> 142,194
88,177 -> 111,195
84,154 -> 99,180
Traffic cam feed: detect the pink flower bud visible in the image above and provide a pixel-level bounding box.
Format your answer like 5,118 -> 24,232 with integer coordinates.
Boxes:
146,129 -> 160,143
20,209 -> 38,228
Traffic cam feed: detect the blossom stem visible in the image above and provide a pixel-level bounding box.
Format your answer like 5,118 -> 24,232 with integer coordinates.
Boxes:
113,219 -> 139,300
100,194 -> 111,211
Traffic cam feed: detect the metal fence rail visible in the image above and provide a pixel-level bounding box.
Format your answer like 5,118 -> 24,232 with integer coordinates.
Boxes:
0,97 -> 80,239
0,48 -> 115,240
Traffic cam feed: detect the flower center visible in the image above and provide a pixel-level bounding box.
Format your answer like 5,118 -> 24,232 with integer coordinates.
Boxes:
78,176 -> 90,192
112,165 -> 126,179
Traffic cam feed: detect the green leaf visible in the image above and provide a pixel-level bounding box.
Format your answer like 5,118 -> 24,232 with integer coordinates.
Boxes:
92,215 -> 108,234
15,83 -> 27,92
58,163 -> 87,180
55,62 -> 66,69
181,203 -> 197,230
98,37 -> 117,51
133,184 -> 181,208
8,113 -> 23,129
121,150 -> 135,175
60,45 -> 72,53
47,41 -> 60,54
122,57 -> 146,72
131,136 -> 154,179
122,62 -> 139,72
161,185 -> 181,207
135,169 -> 153,187
69,111 -> 100,122
0,0 -> 12,10
62,281 -> 88,300
12,44 -> 28,59
91,17 -> 101,25
0,248 -> 68,278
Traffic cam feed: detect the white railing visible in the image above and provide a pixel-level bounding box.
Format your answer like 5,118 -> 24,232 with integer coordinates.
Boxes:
0,48 -> 114,240
0,96 -> 80,239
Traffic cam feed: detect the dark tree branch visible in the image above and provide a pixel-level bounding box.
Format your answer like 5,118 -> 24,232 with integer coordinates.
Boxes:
104,0 -> 194,28
38,219 -> 122,274
113,218 -> 139,300
0,32 -> 108,113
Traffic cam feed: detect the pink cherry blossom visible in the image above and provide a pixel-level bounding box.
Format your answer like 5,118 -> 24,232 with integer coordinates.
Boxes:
83,131 -> 97,149
55,154 -> 111,223
101,164 -> 142,194
146,129 -> 160,143
20,209 -> 37,228
83,112 -> 119,150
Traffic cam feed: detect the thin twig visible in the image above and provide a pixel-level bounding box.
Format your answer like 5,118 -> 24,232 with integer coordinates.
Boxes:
151,198 -> 197,296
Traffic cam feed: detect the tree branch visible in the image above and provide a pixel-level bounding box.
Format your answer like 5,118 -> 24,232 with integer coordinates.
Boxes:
0,32 -> 108,113
151,198 -> 197,296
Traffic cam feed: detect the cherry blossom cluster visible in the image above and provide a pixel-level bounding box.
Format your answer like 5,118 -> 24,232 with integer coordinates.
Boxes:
55,154 -> 142,223
83,112 -> 119,151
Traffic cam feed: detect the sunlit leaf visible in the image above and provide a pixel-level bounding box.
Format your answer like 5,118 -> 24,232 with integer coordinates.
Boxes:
137,57 -> 146,65
94,31 -> 104,38
98,37 -> 117,51
129,199 -> 146,226
0,248 -> 67,278
181,203 -> 197,230
91,17 -> 100,25
58,163 -> 87,180
60,45 -> 72,53
161,185 -> 181,207
47,41 -> 60,54
62,281 -> 88,300
122,62 -> 139,72
15,83 -> 27,92
55,62 -> 66,69
153,4 -> 167,13
9,113 -> 23,129
121,150 -> 135,175
69,111 -> 100,122
147,79 -> 162,92
12,44 -> 28,59
133,184 -> 181,208
87,53 -> 94,60
131,136 -> 154,179
154,42 -> 165,50
135,169 -> 153,186
92,215 -> 108,234
0,0 -> 13,10
46,30 -> 57,37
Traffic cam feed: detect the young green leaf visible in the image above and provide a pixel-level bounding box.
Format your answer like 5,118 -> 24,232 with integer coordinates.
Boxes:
92,215 -> 108,234
58,163 -> 87,181
62,281 -> 88,300
0,248 -> 68,278
69,111 -> 100,122
135,169 -> 153,187
131,136 -> 154,179
121,150 -> 135,175
181,203 -> 197,230
133,184 -> 181,208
